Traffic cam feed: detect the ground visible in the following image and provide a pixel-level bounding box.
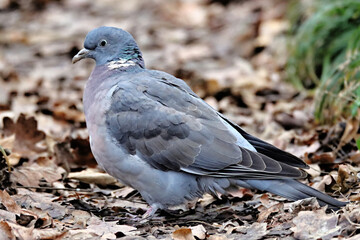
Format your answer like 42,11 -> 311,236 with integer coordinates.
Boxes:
0,0 -> 359,239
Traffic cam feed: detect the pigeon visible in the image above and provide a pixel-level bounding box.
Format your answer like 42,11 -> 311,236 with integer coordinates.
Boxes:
73,26 -> 346,217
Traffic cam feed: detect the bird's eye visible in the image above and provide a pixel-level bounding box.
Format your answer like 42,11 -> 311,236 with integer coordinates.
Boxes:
99,40 -> 107,47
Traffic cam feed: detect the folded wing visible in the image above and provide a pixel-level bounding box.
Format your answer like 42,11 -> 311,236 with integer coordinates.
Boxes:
105,71 -> 307,180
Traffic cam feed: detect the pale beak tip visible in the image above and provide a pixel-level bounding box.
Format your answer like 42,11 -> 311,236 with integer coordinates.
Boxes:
72,57 -> 79,64
72,48 -> 91,64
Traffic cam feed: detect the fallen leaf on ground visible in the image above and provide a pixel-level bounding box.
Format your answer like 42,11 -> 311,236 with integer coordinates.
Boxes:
309,152 -> 335,164
338,118 -> 359,151
68,137 -> 97,167
338,204 -> 360,236
0,190 -> 21,214
312,174 -> 334,192
68,168 -> 120,186
287,197 -> 321,213
0,150 -> 11,188
350,151 -> 360,164
208,236 -> 227,240
86,217 -> 138,239
0,221 -> 14,240
257,202 -> 284,222
235,222 -> 268,240
304,164 -> 321,178
172,227 -> 195,240
336,164 -> 357,193
111,186 -> 136,198
10,157 -> 64,187
2,114 -> 47,159
1,221 -> 34,240
5,220 -> 66,240
290,208 -> 341,240
12,188 -> 67,219
72,210 -> 92,227
0,209 -> 16,222
228,188 -> 253,199
190,225 -> 206,239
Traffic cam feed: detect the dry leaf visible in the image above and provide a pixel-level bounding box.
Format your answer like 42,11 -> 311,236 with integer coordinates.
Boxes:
338,118 -> 359,151
160,1 -> 207,27
0,209 -> 16,222
32,228 -> 67,240
3,222 -> 35,239
10,157 -> 64,187
2,114 -> 47,157
172,228 -> 195,240
0,221 -> 15,240
52,103 -> 85,122
190,225 -> 206,240
208,236 -> 228,240
68,137 -> 97,167
111,186 -> 136,198
349,193 -> 360,201
0,150 -> 11,189
337,164 -> 351,192
4,221 -> 65,240
312,174 -> 334,192
258,202 -> 283,222
68,168 -> 120,186
12,188 -> 67,219
235,222 -> 268,240
106,197 -> 148,211
0,135 -> 21,166
228,188 -> 253,199
350,151 -> 360,164
310,152 -> 335,164
291,208 -> 341,239
71,210 -> 91,227
198,194 -> 215,208
287,197 -> 321,213
274,112 -> 306,129
255,20 -> 288,46
86,217 -> 138,239
0,190 -> 21,214
304,164 -> 321,178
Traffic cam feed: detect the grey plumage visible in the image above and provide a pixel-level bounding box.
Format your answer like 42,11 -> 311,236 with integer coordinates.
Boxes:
73,26 -> 346,216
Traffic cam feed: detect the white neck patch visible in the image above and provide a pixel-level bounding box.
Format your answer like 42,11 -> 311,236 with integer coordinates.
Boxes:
107,59 -> 136,70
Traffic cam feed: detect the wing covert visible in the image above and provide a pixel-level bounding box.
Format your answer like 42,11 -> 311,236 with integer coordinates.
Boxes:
105,72 -> 306,179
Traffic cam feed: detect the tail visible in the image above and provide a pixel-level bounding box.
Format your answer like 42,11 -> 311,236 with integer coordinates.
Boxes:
241,179 -> 347,209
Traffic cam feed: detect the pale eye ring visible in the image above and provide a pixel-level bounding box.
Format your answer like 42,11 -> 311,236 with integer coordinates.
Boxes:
99,40 -> 107,47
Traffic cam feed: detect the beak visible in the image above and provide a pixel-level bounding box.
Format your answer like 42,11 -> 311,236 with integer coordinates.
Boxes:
72,48 -> 91,64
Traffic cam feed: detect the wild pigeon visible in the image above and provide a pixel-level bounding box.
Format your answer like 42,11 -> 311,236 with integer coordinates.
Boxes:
73,26 -> 346,217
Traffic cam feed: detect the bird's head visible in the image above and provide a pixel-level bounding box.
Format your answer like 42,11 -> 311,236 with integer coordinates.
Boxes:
72,26 -> 144,68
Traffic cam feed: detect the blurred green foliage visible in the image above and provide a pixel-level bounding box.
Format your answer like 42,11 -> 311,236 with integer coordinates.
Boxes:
286,0 -> 360,124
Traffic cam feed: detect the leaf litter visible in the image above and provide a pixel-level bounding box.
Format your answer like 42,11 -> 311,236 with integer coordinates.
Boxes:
0,0 -> 359,239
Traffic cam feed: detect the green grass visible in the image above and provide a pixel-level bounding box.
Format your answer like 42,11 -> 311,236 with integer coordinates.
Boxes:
286,0 -> 360,124
315,30 -> 360,123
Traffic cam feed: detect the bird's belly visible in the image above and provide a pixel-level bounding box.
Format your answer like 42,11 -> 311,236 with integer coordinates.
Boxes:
87,125 -> 201,207
88,124 -> 143,183
84,89 -> 203,208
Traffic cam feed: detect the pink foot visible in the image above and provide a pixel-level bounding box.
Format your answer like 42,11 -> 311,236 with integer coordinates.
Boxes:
142,205 -> 159,219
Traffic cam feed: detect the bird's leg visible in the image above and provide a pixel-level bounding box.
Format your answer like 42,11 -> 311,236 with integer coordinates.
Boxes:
142,204 -> 159,219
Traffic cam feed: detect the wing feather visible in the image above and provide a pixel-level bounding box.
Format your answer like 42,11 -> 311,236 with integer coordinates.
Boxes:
105,71 -> 307,179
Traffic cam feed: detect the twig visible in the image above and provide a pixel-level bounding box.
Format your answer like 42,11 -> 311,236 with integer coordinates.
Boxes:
343,209 -> 360,228
187,220 -> 217,228
308,164 -> 329,175
0,145 -> 11,172
15,185 -> 93,192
